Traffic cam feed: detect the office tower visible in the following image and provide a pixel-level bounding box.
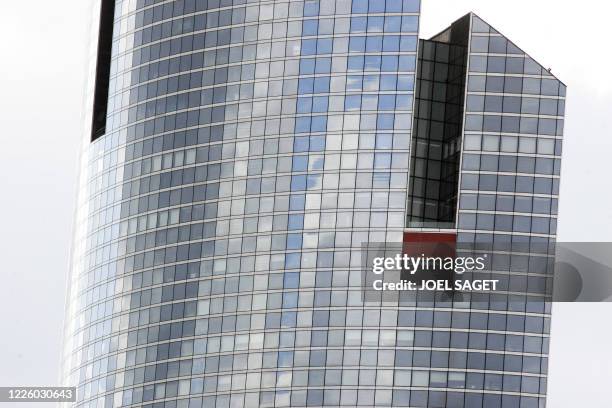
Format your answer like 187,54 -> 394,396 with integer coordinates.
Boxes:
63,1 -> 564,407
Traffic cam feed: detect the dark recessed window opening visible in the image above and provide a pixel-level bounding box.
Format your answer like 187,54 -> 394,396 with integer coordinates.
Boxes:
91,0 -> 115,141
407,15 -> 470,229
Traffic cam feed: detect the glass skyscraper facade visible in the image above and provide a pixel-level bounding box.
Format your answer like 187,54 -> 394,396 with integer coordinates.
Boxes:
404,13 -> 565,408
63,1 -> 564,407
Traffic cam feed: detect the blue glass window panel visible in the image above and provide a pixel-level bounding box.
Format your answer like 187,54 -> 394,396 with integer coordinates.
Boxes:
374,153 -> 392,168
350,17 -> 368,33
513,216 -> 531,233
520,118 -> 538,134
285,253 -> 301,268
488,56 -> 506,73
304,0 -> 320,16
295,118 -> 311,133
556,120 -> 564,136
397,75 -> 414,90
352,0 -> 369,13
298,78 -> 314,93
539,119 -> 556,135
297,97 -> 313,113
396,94 -> 413,110
489,37 -> 509,55
286,234 -> 303,250
311,117 -> 327,132
470,55 -> 487,72
292,155 -> 309,171
300,59 -> 316,74
278,351 -> 294,368
377,114 -> 394,129
401,15 -> 419,32
284,271 -> 300,291
366,36 -> 383,52
376,134 -> 393,149
281,312 -> 297,328
523,78 -> 541,94
381,55 -> 398,71
403,0 -> 420,12
378,95 -> 395,110
345,95 -> 361,110
479,174 -> 498,191
312,96 -> 328,113
346,75 -> 363,91
363,75 -> 379,90
384,16 -> 402,32
315,57 -> 331,73
382,36 -> 400,52
291,175 -> 307,191
399,55 -> 416,71
362,95 -> 377,110
303,19 -> 318,36
506,58 -> 524,74
317,38 -> 333,54
483,115 -> 501,132
289,194 -> 306,211
364,56 -> 381,71
367,17 -> 384,33
465,114 -> 483,131
288,214 -> 304,230
310,135 -> 326,151
369,0 -> 385,13
348,56 -> 365,72
539,99 -> 558,116
294,135 -> 310,151
307,174 -> 321,189
349,36 -> 366,52
394,114 -> 410,130
282,290 -> 299,307
531,217 -> 550,234
541,79 -> 559,96
380,75 -> 397,91
313,76 -> 330,93
386,0 -> 402,12
302,39 -> 317,55
310,156 -> 325,170
400,36 -> 418,52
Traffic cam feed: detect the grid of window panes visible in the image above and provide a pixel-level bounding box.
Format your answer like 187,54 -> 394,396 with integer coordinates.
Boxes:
401,14 -> 559,405
452,13 -> 564,408
63,0 -> 423,407
458,15 -> 564,242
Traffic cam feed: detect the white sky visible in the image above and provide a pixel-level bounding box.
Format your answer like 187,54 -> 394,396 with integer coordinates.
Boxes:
0,1 -> 610,406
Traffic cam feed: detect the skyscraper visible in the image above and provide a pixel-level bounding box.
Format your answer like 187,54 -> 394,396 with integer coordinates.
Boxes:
63,2 -> 564,407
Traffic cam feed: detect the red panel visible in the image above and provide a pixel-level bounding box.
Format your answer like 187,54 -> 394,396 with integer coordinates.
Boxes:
402,232 -> 457,282
403,232 -> 457,244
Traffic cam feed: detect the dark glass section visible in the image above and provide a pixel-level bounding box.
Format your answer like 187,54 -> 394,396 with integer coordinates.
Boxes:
407,16 -> 469,228
90,0 -> 114,141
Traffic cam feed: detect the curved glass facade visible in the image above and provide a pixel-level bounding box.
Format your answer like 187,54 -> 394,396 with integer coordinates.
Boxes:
63,2 -> 563,407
